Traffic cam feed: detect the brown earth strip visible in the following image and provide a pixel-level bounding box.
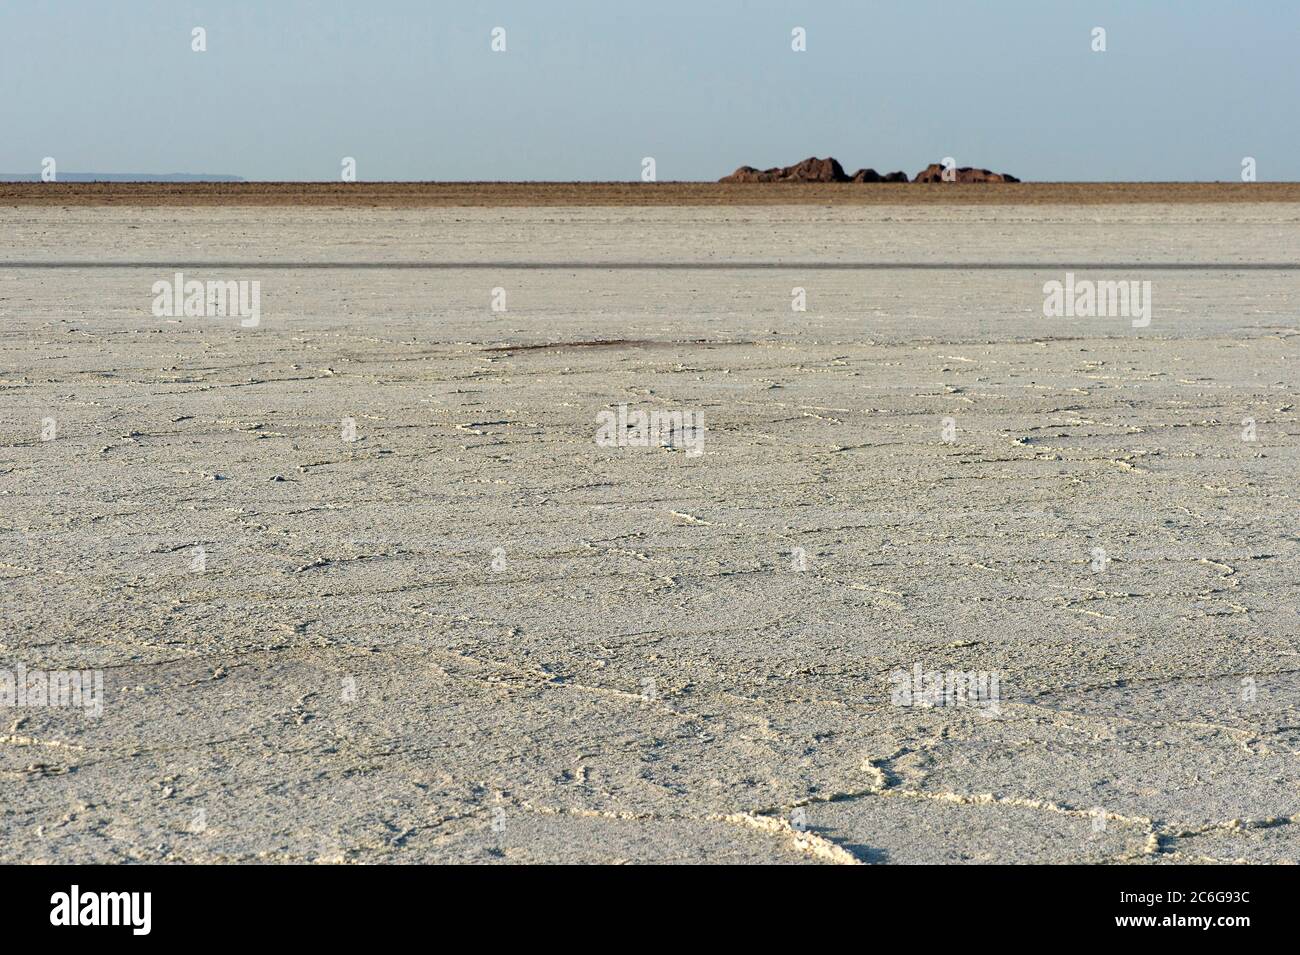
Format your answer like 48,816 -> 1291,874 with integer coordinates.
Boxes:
3,181 -> 1299,207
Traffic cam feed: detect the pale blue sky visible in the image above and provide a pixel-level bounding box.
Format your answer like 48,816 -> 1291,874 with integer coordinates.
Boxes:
2,0 -> 1296,181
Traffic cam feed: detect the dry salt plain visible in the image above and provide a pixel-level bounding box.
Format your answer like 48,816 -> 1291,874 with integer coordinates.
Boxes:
1,203 -> 1297,864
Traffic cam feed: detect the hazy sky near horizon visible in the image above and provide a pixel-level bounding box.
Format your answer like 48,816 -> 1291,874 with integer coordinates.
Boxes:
2,0 -> 1297,182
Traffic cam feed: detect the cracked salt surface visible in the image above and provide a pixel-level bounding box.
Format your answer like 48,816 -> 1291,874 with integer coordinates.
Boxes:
0,205 -> 1296,863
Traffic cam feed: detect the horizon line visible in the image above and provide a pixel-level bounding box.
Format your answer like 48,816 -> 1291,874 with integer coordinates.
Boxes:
4,178 -> 1297,186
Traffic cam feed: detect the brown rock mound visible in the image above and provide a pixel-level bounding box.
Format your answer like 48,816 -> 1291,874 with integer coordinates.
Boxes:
720,158 -> 1014,184
913,162 -> 1020,184
846,168 -> 910,183
720,156 -> 848,183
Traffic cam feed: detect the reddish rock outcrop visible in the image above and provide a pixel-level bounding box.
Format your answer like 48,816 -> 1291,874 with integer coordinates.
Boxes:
720,157 -> 1017,184
912,163 -> 1020,183
848,169 -> 910,183
720,156 -> 849,183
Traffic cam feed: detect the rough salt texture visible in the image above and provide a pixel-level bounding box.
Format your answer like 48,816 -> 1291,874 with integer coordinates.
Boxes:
0,205 -> 1296,863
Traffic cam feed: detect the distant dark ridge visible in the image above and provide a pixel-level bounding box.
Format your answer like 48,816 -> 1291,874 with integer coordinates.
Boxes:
0,173 -> 245,182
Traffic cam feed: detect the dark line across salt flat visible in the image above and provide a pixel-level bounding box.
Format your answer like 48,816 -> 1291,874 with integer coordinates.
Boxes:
1,261 -> 1298,270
